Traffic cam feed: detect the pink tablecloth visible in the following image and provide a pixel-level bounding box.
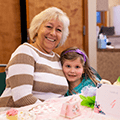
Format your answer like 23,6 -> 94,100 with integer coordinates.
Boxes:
0,94 -> 118,120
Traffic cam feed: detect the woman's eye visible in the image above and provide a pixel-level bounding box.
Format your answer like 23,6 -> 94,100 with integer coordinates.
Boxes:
57,29 -> 62,32
46,26 -> 52,28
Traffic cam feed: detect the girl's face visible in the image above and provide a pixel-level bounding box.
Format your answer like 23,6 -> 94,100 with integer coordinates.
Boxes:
35,18 -> 63,54
62,57 -> 84,83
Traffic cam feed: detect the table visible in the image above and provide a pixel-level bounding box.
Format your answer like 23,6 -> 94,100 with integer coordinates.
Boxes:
0,94 -> 118,120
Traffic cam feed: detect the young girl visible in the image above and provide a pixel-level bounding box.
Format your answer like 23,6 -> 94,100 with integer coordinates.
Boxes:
60,47 -> 100,96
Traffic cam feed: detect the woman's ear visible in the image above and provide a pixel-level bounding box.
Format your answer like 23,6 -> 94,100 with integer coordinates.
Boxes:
33,33 -> 38,40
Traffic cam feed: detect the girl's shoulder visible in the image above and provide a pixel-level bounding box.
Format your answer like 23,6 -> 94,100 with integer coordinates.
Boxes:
82,76 -> 96,87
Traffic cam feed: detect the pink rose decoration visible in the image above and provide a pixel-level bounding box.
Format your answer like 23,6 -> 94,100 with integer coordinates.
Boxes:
6,108 -> 18,116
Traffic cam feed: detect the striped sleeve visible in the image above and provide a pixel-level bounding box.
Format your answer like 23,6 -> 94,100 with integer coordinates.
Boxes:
6,45 -> 40,107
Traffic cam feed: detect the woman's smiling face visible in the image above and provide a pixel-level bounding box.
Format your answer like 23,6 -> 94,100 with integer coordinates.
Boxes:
35,18 -> 63,54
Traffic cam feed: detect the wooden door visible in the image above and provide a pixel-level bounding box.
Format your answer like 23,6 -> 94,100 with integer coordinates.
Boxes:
0,0 -> 21,72
26,0 -> 85,55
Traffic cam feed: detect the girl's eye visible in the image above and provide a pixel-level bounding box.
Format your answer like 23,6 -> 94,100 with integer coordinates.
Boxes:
66,65 -> 71,68
76,66 -> 80,68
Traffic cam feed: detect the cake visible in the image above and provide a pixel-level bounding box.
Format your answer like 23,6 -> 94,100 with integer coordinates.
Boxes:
5,108 -> 36,120
6,108 -> 18,120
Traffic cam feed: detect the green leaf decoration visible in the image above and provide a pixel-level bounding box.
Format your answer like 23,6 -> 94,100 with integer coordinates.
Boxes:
90,104 -> 95,109
80,95 -> 86,100
79,95 -> 96,109
117,76 -> 120,82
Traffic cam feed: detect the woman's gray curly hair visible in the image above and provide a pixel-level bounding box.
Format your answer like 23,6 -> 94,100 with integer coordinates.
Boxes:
29,7 -> 70,47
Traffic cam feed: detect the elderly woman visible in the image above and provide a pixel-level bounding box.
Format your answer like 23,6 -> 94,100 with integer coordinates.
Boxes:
0,7 -> 70,107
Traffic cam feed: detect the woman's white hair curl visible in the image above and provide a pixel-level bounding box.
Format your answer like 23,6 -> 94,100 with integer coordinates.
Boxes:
29,7 -> 70,47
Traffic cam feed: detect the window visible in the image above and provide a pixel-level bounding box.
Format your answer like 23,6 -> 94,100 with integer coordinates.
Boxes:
96,12 -> 101,23
96,11 -> 107,28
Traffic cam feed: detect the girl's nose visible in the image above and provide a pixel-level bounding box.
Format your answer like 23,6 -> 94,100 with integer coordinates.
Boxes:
70,68 -> 75,73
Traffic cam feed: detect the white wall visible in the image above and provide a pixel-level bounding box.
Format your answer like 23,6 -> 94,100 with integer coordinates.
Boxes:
88,0 -> 97,70
108,0 -> 120,26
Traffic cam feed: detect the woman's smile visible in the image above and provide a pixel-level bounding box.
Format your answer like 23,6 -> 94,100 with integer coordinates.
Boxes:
45,36 -> 56,42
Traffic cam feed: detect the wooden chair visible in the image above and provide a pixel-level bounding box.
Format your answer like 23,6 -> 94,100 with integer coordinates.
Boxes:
0,72 -> 6,96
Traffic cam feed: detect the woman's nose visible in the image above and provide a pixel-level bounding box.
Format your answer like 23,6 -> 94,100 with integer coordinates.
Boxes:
50,28 -> 56,36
